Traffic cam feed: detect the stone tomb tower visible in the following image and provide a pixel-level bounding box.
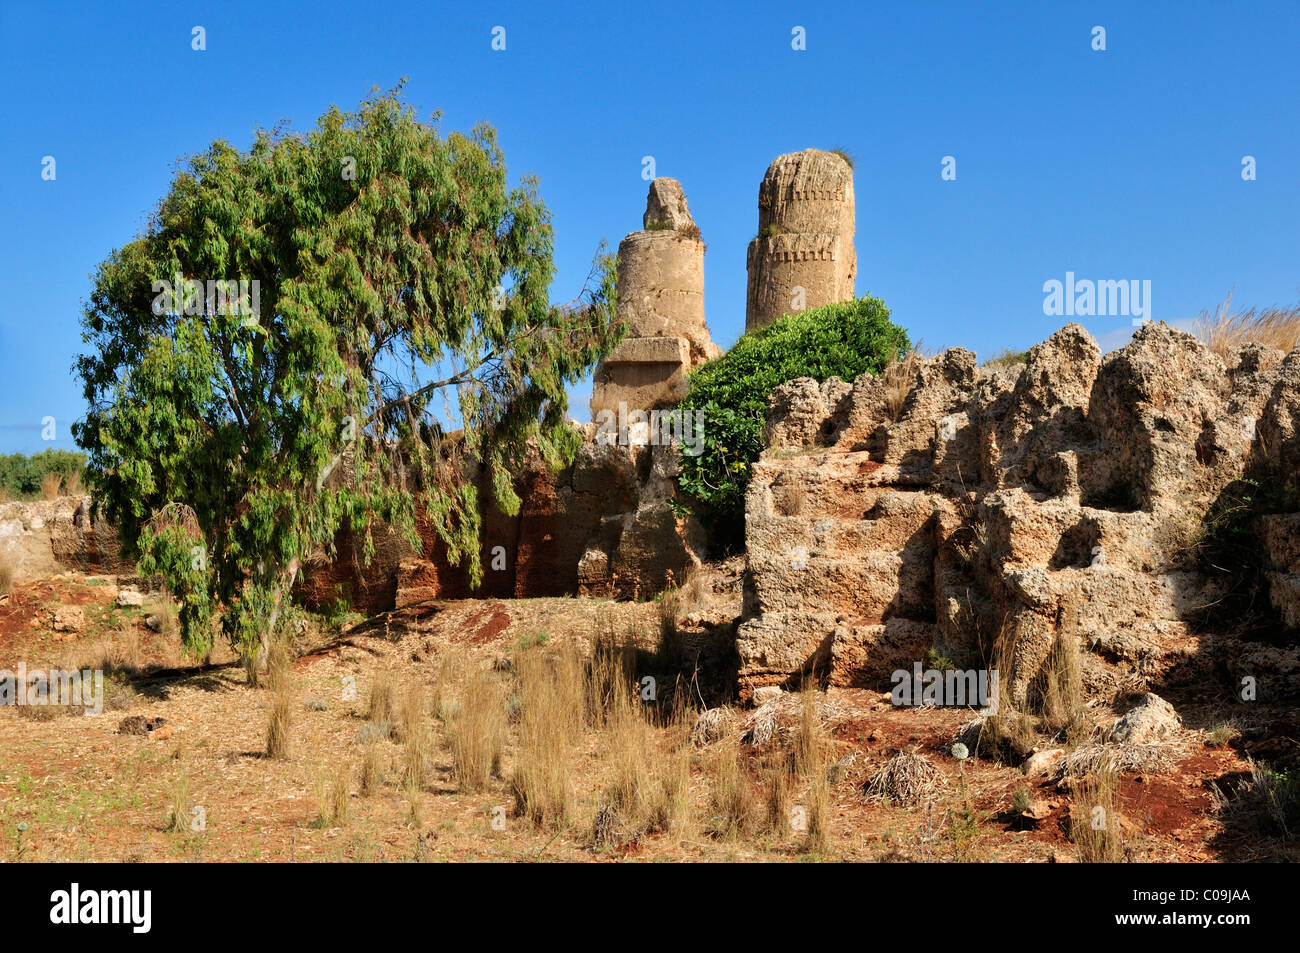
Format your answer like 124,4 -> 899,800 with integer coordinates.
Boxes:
590,178 -> 721,418
745,149 -> 856,332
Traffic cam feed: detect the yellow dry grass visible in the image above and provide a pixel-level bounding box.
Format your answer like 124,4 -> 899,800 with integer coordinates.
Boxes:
1196,292 -> 1300,357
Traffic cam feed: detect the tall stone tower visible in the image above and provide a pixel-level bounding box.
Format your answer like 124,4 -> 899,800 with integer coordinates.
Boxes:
590,178 -> 721,418
744,149 -> 856,332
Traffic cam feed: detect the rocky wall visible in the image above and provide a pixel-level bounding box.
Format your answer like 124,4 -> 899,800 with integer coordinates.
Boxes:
739,322 -> 1300,702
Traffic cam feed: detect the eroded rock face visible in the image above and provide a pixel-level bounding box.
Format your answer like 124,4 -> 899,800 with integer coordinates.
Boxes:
739,322 -> 1300,702
296,426 -> 706,612
0,496 -> 130,583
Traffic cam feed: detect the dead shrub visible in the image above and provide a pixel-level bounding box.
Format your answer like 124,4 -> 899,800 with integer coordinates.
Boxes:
864,750 -> 942,806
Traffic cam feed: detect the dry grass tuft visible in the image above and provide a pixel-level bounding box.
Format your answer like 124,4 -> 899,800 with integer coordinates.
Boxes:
707,734 -> 758,839
1213,759 -> 1300,840
449,669 -> 507,792
882,349 -> 923,422
644,701 -> 697,837
40,471 -> 62,500
358,741 -> 384,797
510,645 -> 582,828
794,686 -> 833,852
1037,631 -> 1086,741
164,774 -> 191,833
657,571 -> 705,676
763,755 -> 793,836
864,750 -> 942,806
793,687 -> 824,777
1069,753 -> 1126,862
368,671 -> 396,727
265,641 -> 294,760
1196,292 -> 1300,358
313,761 -> 351,828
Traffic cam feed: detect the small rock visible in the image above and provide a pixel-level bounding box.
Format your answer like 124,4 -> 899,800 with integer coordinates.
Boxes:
115,589 -> 145,608
751,686 -> 782,706
144,615 -> 162,632
1022,799 -> 1053,821
53,606 -> 86,633
1021,747 -> 1065,777
1108,692 -> 1180,744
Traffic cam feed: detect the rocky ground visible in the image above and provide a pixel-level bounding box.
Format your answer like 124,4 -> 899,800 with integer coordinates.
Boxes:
1,567 -> 1292,863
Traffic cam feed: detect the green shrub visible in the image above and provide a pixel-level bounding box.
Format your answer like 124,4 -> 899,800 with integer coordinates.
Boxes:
0,449 -> 86,499
675,296 -> 909,546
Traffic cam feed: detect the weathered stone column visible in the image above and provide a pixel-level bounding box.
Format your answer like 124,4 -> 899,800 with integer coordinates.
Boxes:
591,178 -> 721,418
745,149 -> 856,332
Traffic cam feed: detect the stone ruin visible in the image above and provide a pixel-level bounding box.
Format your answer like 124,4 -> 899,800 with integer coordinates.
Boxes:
745,149 -> 857,332
739,322 -> 1300,704
27,148 -> 1296,719
590,178 -> 721,418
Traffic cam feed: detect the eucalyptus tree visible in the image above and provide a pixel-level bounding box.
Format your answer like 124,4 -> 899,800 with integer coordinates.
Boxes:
74,86 -> 619,670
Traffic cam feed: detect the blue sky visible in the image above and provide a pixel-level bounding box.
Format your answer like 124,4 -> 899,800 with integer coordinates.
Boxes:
1,0 -> 1297,454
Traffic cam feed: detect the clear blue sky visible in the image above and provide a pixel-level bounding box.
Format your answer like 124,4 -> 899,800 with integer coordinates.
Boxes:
2,0 -> 1297,454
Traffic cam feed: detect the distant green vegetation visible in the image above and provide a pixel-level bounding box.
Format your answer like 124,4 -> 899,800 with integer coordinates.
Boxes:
983,348 -> 1028,367
0,449 -> 86,499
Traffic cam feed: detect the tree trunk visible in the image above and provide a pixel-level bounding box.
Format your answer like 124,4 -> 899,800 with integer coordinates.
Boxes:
255,559 -> 300,679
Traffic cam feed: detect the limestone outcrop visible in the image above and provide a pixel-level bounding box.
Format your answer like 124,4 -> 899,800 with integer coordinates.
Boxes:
738,322 -> 1300,704
590,178 -> 721,417
745,149 -> 856,332
0,496 -> 130,582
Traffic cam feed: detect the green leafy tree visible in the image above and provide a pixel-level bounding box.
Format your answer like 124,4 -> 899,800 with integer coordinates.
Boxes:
74,86 -> 620,669
676,296 -> 909,546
